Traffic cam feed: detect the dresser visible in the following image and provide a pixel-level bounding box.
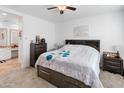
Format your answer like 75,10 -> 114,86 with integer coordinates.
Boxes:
30,42 -> 47,67
103,52 -> 123,76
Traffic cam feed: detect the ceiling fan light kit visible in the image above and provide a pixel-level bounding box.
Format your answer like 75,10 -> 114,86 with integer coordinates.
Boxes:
47,5 -> 76,14
57,5 -> 66,11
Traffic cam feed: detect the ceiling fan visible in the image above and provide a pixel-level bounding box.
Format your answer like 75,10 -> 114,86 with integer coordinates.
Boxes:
47,5 -> 76,14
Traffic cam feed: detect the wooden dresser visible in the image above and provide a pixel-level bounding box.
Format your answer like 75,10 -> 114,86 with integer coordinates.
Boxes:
103,52 -> 123,76
30,42 -> 47,67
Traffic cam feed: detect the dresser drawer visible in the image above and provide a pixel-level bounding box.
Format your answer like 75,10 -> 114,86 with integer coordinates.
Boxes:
105,65 -> 121,73
104,58 -> 122,62
35,53 -> 41,59
35,44 -> 46,49
104,60 -> 120,67
35,48 -> 46,52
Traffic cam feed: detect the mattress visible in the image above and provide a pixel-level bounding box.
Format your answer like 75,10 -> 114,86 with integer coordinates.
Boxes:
35,45 -> 103,88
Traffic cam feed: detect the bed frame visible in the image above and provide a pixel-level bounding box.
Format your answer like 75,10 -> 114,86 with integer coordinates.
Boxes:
37,40 -> 100,88
65,40 -> 100,51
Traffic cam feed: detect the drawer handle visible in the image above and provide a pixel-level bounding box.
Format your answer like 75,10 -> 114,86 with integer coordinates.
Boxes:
105,61 -> 120,65
40,70 -> 50,75
106,65 -> 120,69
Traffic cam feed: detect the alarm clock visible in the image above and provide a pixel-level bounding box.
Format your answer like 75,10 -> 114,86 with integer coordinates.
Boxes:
41,38 -> 45,43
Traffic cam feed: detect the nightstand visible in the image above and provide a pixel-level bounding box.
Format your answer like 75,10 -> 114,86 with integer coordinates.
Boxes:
103,52 -> 123,76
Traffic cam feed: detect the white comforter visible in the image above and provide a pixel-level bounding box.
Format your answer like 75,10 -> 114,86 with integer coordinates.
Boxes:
35,45 -> 103,88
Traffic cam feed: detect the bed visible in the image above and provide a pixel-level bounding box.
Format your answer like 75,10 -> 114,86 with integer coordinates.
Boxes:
35,40 -> 103,88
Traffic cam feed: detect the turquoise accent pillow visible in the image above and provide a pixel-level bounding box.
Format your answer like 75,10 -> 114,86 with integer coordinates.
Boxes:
46,54 -> 53,61
59,50 -> 70,57
62,53 -> 68,57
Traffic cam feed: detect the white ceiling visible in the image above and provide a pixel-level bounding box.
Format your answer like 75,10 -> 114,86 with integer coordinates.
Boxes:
3,5 -> 124,23
0,9 -> 22,25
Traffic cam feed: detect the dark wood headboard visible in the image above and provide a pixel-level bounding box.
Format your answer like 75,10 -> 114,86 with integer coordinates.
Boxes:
65,40 -> 100,51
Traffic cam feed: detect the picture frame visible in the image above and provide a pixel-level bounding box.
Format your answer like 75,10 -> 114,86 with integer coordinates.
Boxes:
73,25 -> 89,37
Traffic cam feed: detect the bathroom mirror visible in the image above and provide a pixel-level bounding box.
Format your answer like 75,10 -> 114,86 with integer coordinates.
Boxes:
10,29 -> 19,48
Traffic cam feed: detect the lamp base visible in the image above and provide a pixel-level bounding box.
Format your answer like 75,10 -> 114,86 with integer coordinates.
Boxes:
116,51 -> 120,58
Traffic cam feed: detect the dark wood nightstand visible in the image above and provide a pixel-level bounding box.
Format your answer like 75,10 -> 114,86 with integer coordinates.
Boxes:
103,52 -> 123,76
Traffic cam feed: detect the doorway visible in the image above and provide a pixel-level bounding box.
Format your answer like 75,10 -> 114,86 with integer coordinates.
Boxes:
0,9 -> 23,74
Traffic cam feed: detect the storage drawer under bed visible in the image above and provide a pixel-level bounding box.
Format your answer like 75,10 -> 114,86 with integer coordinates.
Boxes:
37,65 -> 90,88
37,65 -> 51,81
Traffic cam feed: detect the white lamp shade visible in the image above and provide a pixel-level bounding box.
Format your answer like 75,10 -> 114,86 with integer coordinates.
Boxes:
112,45 -> 119,52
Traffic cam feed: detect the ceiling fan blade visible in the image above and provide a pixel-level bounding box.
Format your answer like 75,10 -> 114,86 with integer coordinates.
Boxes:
47,7 -> 57,10
66,6 -> 76,11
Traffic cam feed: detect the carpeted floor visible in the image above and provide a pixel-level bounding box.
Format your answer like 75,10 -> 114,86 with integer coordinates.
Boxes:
100,70 -> 124,88
0,68 -> 124,88
0,68 -> 55,88
0,58 -> 21,75
0,59 -> 124,88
